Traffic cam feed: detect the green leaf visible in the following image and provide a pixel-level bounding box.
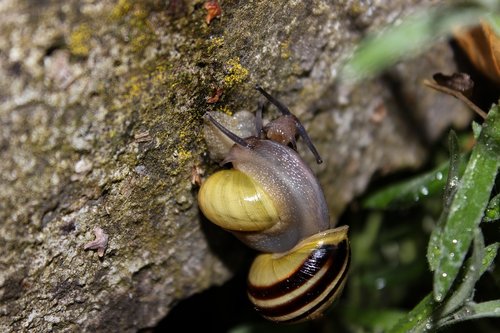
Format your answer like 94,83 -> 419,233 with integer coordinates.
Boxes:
484,192 -> 500,222
441,228 -> 484,316
439,300 -> 500,328
341,7 -> 487,82
387,242 -> 499,333
363,160 -> 460,210
427,132 -> 463,271
465,300 -> 500,320
481,242 -> 499,270
485,13 -> 500,35
433,105 -> 500,302
472,121 -> 482,139
386,294 -> 436,333
442,131 -> 462,209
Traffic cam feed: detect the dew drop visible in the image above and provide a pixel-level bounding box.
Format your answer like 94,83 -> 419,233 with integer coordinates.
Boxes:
442,272 -> 448,278
375,278 -> 386,290
420,186 -> 429,196
452,239 -> 458,244
435,172 -> 443,180
435,293 -> 443,302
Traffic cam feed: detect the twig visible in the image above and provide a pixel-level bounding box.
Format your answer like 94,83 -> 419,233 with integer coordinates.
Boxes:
423,79 -> 487,119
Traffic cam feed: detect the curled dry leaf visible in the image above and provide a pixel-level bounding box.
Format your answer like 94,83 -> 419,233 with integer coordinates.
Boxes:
206,87 -> 223,103
423,78 -> 487,119
84,226 -> 109,257
191,164 -> 204,186
433,72 -> 474,97
454,21 -> 500,83
204,0 -> 222,25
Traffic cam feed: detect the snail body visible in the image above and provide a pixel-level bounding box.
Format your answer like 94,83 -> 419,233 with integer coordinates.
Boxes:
198,136 -> 329,253
198,86 -> 350,323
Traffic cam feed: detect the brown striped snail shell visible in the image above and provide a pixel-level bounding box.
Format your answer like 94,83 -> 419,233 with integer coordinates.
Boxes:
248,226 -> 350,323
198,85 -> 350,323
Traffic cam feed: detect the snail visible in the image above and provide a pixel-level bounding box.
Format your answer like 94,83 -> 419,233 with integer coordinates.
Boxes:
198,85 -> 350,323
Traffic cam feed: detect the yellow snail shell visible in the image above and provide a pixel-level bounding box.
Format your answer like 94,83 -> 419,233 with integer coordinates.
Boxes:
197,169 -> 279,231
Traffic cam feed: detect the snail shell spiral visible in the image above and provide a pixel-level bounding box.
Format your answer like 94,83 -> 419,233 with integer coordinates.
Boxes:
247,226 -> 350,323
197,169 -> 279,231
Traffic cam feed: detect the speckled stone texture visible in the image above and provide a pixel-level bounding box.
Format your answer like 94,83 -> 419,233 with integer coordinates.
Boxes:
0,0 -> 469,332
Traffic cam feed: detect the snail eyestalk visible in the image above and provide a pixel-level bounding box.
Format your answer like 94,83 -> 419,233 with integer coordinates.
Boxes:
255,85 -> 323,164
203,113 -> 251,148
256,101 -> 264,139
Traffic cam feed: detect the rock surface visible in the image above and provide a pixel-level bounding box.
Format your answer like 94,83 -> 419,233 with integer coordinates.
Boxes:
0,0 -> 470,332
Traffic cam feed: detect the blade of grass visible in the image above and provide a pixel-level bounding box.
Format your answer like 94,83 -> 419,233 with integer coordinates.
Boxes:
438,300 -> 500,328
387,242 -> 498,333
483,193 -> 500,222
441,228 -> 484,316
433,105 -> 500,302
463,300 -> 500,320
386,294 -> 436,333
363,155 -> 466,210
341,7 -> 487,82
428,131 -> 462,271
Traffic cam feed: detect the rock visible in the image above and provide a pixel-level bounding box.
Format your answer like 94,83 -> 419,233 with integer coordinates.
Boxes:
0,0 -> 469,331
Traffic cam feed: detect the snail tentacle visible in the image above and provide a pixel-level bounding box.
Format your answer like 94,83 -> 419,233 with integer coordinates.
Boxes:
255,85 -> 323,164
204,113 -> 251,148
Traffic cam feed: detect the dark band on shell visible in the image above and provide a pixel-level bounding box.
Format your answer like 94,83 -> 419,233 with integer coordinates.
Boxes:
248,239 -> 350,323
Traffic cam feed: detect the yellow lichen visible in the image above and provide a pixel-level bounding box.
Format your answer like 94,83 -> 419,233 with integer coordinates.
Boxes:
69,24 -> 92,57
280,41 -> 291,60
212,37 -> 224,47
153,68 -> 168,84
109,0 -> 154,53
177,149 -> 192,163
177,135 -> 193,164
208,37 -> 225,52
217,105 -> 232,116
223,58 -> 249,88
131,33 -> 152,53
125,76 -> 145,99
110,0 -> 133,20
